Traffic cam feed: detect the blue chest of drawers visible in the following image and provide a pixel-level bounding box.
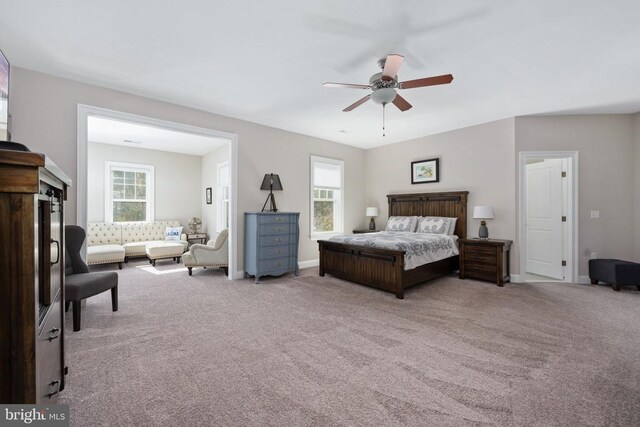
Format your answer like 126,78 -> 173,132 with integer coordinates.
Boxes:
244,212 -> 300,283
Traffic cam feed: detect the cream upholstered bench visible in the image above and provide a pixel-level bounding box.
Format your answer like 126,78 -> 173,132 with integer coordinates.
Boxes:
145,241 -> 185,266
87,223 -> 126,269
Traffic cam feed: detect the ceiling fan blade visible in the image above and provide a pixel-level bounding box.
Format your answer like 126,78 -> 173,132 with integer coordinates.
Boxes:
343,95 -> 371,112
381,54 -> 404,81
400,74 -> 454,89
324,82 -> 371,89
392,94 -> 412,112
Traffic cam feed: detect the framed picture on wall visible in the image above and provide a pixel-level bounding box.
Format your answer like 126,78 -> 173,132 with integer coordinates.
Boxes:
411,158 -> 440,184
206,187 -> 212,204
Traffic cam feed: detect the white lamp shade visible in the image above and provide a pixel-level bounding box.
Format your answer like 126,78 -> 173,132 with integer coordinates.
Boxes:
473,206 -> 494,219
365,207 -> 379,217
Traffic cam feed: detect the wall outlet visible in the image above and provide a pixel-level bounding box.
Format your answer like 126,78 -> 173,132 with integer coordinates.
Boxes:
590,252 -> 597,259
590,210 -> 600,219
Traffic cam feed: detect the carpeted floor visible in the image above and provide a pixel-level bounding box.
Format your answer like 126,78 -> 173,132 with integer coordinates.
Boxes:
59,260 -> 640,426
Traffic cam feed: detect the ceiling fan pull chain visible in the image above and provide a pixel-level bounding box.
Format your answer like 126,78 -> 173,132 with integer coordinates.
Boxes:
382,103 -> 386,137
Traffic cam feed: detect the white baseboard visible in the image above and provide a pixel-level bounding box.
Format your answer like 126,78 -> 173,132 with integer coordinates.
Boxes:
299,259 -> 319,269
511,273 -> 591,284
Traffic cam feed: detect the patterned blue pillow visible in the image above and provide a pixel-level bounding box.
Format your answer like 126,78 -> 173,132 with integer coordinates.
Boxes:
385,216 -> 418,232
416,217 -> 456,235
165,226 -> 183,241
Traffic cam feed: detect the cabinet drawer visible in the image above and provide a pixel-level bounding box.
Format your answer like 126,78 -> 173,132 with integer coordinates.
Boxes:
260,223 -> 294,235
465,270 -> 497,282
464,244 -> 497,256
36,297 -> 63,403
260,234 -> 292,246
259,215 -> 292,224
260,257 -> 293,272
463,260 -> 497,274
263,245 -> 291,259
464,251 -> 496,263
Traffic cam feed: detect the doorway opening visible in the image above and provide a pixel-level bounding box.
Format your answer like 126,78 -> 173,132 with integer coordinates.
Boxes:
519,151 -> 578,283
77,105 -> 239,279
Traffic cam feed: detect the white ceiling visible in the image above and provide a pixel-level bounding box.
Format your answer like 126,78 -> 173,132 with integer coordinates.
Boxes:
1,0 -> 639,149
87,116 -> 229,156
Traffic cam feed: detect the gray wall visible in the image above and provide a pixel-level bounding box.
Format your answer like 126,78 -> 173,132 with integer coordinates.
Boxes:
10,67 -> 367,269
365,118 -> 517,260
634,113 -> 640,261
515,115 -> 635,274
87,142 -> 202,227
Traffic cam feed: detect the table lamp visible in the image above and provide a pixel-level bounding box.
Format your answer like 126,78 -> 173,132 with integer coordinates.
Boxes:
473,206 -> 494,239
366,207 -> 379,231
260,173 -> 283,212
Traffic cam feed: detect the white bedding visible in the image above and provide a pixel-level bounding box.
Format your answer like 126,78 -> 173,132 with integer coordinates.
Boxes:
328,231 -> 459,270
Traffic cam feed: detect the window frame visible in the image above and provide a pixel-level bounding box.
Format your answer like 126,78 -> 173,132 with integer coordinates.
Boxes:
309,155 -> 344,239
104,161 -> 155,223
216,160 -> 230,232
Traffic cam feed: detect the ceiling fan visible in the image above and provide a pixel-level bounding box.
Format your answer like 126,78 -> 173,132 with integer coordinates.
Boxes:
323,54 -> 454,135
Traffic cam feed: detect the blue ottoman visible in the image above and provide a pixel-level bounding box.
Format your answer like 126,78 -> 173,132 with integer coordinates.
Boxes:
589,259 -> 640,291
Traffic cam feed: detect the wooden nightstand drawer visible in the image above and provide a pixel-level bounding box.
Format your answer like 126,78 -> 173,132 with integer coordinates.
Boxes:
463,244 -> 497,256
463,260 -> 497,274
459,238 -> 512,286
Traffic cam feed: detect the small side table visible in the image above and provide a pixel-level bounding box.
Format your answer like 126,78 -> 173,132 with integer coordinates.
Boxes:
186,233 -> 207,245
459,238 -> 512,286
353,229 -> 378,234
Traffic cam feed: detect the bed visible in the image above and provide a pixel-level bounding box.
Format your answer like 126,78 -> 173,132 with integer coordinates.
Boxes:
318,191 -> 468,299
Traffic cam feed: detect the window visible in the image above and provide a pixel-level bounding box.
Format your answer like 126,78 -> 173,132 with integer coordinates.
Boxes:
310,155 -> 344,238
216,161 -> 230,231
105,161 -> 154,222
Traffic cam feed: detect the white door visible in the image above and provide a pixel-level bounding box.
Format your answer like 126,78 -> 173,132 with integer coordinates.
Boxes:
526,159 -> 563,279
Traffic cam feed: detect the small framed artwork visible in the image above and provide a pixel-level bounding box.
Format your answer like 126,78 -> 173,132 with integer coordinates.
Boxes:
411,158 -> 440,184
205,187 -> 212,204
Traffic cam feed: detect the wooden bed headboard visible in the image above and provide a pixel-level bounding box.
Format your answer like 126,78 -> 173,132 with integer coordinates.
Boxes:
387,191 -> 469,239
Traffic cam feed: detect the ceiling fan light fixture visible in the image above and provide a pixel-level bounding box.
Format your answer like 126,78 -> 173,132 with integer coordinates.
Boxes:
371,87 -> 397,105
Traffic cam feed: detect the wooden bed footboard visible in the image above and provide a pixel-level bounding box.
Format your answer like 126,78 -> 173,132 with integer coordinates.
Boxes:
318,240 -> 406,298
319,240 -> 457,299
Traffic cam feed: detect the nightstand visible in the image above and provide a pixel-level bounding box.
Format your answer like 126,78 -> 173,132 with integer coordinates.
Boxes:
186,233 -> 207,245
353,229 -> 378,234
459,238 -> 512,286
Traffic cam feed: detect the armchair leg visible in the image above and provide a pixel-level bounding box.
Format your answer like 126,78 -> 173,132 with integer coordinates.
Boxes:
222,267 -> 228,276
111,286 -> 118,311
188,267 -> 193,276
118,262 -> 123,270
72,300 -> 82,332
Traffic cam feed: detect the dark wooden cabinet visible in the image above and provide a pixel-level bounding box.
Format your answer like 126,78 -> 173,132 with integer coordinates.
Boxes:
0,148 -> 71,404
459,238 -> 512,286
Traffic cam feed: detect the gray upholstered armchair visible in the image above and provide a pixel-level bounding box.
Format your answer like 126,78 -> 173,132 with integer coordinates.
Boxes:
65,225 -> 118,331
182,229 -> 229,276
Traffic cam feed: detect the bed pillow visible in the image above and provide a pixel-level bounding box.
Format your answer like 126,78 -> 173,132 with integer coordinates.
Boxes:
165,226 -> 183,241
416,217 -> 455,235
385,216 -> 418,232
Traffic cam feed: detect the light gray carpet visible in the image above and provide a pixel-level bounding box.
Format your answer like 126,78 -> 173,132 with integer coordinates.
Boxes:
59,260 -> 640,426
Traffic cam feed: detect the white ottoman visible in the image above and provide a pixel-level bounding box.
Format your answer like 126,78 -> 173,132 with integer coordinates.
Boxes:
87,244 -> 126,269
145,242 -> 185,266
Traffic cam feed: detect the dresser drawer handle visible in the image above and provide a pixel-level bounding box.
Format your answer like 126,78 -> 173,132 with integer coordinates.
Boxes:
48,327 -> 61,342
275,238 -> 282,242
47,380 -> 60,399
